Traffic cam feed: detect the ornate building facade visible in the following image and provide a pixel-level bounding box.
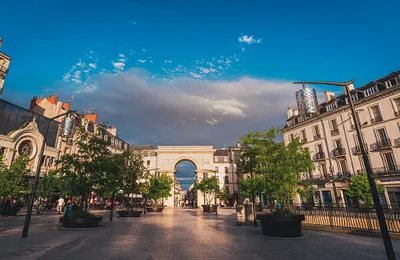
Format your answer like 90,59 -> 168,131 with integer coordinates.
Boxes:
282,71 -> 400,208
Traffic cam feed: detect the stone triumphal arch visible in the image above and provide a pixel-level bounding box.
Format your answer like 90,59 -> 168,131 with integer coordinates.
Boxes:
156,146 -> 217,207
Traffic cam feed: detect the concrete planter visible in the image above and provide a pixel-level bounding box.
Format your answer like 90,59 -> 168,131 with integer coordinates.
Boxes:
202,204 -> 217,213
117,210 -> 143,217
257,214 -> 305,237
147,207 -> 164,213
59,216 -> 102,228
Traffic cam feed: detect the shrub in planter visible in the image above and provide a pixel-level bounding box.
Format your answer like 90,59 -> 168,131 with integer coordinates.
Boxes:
195,177 -> 219,212
4,207 -> 20,216
202,204 -> 217,213
59,210 -> 102,228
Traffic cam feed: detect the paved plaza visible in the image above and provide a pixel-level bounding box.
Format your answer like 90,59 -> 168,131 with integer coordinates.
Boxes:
1,208 -> 400,260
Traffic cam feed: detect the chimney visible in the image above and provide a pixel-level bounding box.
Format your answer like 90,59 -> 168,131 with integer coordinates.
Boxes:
293,108 -> 299,116
345,84 -> 355,95
85,113 -> 98,124
62,100 -> 71,110
287,107 -> 293,119
47,94 -> 58,104
324,91 -> 335,102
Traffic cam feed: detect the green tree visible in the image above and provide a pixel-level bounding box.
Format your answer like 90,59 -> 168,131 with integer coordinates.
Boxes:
147,173 -> 174,207
55,125 -> 111,210
238,175 -> 266,199
297,182 -> 316,205
0,156 -> 30,201
120,151 -> 147,211
237,128 -> 314,213
220,187 -> 231,204
195,176 -> 219,205
37,170 -> 62,199
346,172 -> 384,207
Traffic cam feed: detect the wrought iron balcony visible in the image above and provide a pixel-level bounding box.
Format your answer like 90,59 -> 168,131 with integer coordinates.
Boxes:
352,144 -> 368,155
301,174 -> 330,183
373,165 -> 400,177
314,134 -> 322,140
331,128 -> 340,136
314,152 -> 325,161
371,116 -> 383,124
377,139 -> 392,149
332,172 -> 352,181
333,148 -> 346,157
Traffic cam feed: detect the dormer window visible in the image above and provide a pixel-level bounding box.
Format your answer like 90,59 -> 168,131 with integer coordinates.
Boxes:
326,102 -> 338,112
111,138 -> 115,146
364,85 -> 378,97
104,135 -> 108,142
387,76 -> 400,88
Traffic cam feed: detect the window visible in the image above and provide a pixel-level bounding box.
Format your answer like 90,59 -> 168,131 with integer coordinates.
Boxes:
223,156 -> 228,163
358,156 -> 365,173
111,138 -> 115,145
370,105 -> 383,122
301,129 -> 307,142
351,94 -> 358,102
214,156 -> 219,163
326,102 -> 338,111
119,141 -> 122,148
364,86 -> 378,97
338,160 -> 349,173
225,167 -> 228,173
317,144 -> 323,154
224,176 -> 229,184
313,125 -> 321,139
290,133 -> 294,142
320,163 -> 328,177
0,147 -> 4,158
147,160 -> 150,168
382,152 -> 396,171
393,98 -> 400,115
215,167 -> 219,173
334,139 -> 343,150
104,135 -> 108,142
389,77 -> 399,88
376,128 -> 389,143
330,118 -> 339,135
18,140 -> 33,157
124,143 -> 128,150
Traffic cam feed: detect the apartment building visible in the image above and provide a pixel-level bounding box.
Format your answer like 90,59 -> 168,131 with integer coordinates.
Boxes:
0,38 -> 11,95
282,71 -> 400,208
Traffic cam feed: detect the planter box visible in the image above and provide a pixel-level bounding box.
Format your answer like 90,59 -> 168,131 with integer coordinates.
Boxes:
59,216 -> 102,228
202,204 -> 218,213
257,214 -> 305,237
147,207 -> 164,213
117,210 -> 143,217
5,207 -> 20,216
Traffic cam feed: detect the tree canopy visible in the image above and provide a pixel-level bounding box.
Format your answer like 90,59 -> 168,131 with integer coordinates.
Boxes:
147,173 -> 174,206
346,172 -> 384,207
236,128 -> 314,208
195,176 -> 220,205
0,156 -> 30,199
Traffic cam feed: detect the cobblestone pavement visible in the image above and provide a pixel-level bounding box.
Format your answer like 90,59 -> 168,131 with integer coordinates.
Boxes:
1,208 -> 400,260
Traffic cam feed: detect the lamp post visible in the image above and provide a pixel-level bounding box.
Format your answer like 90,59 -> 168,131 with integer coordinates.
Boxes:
22,110 -> 75,238
293,79 -> 395,260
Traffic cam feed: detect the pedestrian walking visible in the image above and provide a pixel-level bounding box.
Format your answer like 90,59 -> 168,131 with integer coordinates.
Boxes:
64,200 -> 72,217
1,197 -> 12,218
57,196 -> 65,215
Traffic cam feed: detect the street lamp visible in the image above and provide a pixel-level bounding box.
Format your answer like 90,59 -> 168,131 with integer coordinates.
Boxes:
293,79 -> 395,260
22,110 -> 76,238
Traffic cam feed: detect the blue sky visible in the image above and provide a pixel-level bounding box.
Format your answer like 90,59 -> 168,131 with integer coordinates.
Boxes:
175,161 -> 196,190
1,0 -> 399,147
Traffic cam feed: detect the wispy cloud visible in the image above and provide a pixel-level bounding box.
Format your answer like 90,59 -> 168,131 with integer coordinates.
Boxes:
138,59 -> 146,63
112,62 -> 125,70
129,20 -> 137,25
238,35 -> 262,45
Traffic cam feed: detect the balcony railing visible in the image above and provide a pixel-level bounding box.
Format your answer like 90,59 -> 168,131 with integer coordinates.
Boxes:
314,152 -> 325,161
371,116 -> 383,124
333,148 -> 346,157
314,134 -> 322,140
352,144 -> 368,155
331,128 -> 340,136
332,172 -> 352,181
301,174 -> 329,183
377,139 -> 392,149
373,166 -> 400,177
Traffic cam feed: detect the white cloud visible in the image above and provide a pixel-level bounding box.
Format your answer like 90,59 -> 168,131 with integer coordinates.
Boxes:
119,54 -> 125,58
242,47 -> 245,52
164,60 -> 172,63
112,62 -> 125,70
89,63 -> 97,69
142,49 -> 146,52
238,35 -> 262,45
69,68 -> 299,146
138,59 -> 146,63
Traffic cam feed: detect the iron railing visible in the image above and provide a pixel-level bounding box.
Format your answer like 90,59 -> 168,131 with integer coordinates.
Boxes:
352,144 -> 368,155
371,116 -> 383,124
313,134 -> 322,140
314,152 -> 325,161
333,148 -> 346,157
373,165 -> 400,177
331,128 -> 340,136
263,206 -> 400,233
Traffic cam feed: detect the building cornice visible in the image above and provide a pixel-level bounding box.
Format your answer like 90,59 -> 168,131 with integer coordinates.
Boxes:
282,85 -> 400,133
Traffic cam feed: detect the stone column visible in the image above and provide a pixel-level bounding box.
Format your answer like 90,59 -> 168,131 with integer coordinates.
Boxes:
384,188 -> 392,209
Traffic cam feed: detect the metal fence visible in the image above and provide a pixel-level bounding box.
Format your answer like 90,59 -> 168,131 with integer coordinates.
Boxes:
264,206 -> 400,233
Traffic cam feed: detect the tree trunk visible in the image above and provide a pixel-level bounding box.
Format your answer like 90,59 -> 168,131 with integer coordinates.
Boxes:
109,191 -> 115,221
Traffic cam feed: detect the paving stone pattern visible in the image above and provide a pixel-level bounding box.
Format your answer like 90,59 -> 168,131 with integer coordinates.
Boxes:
1,208 -> 400,260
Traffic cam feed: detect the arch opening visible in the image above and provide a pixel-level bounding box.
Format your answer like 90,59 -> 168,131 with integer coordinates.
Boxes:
174,160 -> 197,207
